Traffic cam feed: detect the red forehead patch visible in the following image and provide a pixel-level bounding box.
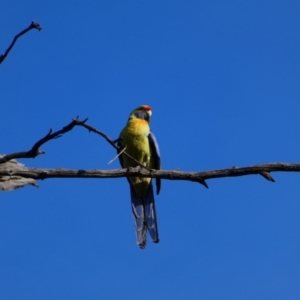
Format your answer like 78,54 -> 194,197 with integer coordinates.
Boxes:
143,105 -> 152,111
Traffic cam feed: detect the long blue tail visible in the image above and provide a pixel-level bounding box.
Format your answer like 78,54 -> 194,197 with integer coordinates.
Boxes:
130,184 -> 159,249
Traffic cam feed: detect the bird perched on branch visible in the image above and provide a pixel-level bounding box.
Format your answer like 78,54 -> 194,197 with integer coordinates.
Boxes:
118,105 -> 161,249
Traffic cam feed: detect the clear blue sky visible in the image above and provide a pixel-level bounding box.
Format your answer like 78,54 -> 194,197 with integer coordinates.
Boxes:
1,1 -> 300,299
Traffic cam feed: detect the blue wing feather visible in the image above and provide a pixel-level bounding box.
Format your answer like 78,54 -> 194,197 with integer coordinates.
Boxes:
148,131 -> 161,195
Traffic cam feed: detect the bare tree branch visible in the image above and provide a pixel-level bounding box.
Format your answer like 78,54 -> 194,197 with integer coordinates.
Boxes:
1,163 -> 300,189
0,118 -> 153,171
0,118 -> 82,164
1,117 -> 299,191
0,21 -> 42,64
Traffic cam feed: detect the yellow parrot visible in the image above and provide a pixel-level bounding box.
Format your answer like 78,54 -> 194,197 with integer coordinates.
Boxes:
118,105 -> 161,249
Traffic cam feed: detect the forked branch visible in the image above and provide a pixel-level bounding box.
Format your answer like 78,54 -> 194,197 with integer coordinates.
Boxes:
1,117 -> 299,190
0,118 -> 152,171
0,118 -> 82,163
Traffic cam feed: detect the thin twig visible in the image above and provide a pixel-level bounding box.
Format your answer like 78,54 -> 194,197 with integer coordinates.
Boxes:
72,119 -> 117,149
259,171 -> 276,182
0,21 -> 42,64
108,146 -> 127,165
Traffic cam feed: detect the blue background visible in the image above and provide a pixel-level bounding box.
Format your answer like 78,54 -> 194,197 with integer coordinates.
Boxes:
1,1 -> 300,299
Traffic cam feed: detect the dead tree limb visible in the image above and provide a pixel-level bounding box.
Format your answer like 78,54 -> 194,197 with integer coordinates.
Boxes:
0,21 -> 42,64
0,118 -> 82,163
0,118 -> 152,171
0,158 -> 38,191
1,117 -> 298,191
0,163 -> 299,187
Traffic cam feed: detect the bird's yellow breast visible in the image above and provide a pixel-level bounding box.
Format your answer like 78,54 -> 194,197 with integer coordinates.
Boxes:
120,118 -> 152,197
120,118 -> 150,166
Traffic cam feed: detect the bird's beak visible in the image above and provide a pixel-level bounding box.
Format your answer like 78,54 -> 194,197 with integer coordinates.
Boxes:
147,110 -> 152,118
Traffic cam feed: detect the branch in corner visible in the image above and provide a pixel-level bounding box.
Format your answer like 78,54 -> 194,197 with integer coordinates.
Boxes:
0,21 -> 42,64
